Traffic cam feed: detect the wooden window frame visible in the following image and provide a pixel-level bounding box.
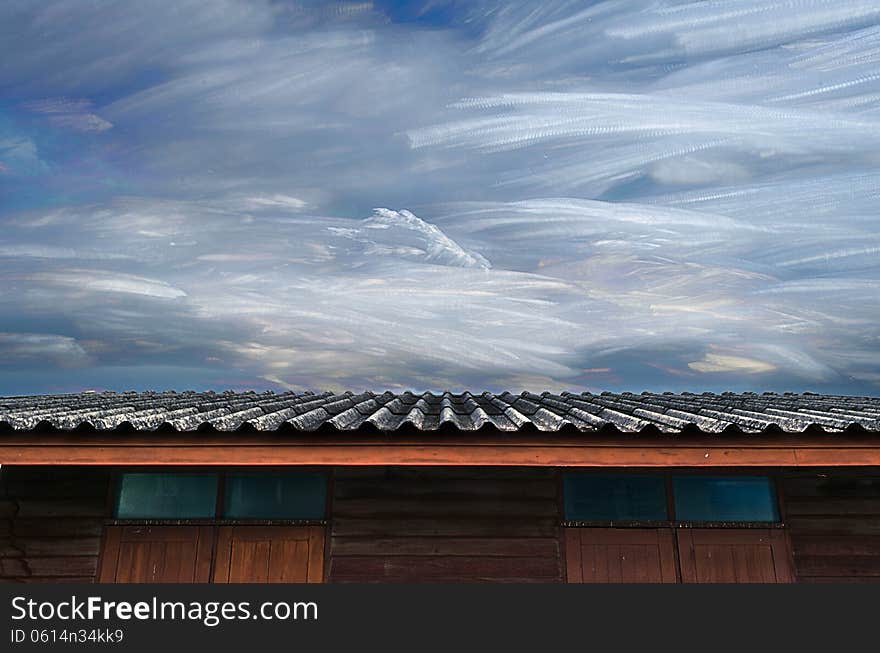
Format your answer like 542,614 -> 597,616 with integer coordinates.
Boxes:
113,471 -> 221,521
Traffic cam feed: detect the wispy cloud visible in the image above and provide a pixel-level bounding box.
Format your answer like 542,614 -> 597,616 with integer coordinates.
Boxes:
0,1 -> 878,395
22,98 -> 113,132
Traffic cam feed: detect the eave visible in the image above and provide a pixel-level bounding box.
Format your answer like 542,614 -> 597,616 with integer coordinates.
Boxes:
3,428 -> 880,467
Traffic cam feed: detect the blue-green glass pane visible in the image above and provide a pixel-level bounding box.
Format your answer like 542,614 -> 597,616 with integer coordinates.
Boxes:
564,474 -> 668,521
223,473 -> 327,519
116,473 -> 218,518
673,476 -> 779,522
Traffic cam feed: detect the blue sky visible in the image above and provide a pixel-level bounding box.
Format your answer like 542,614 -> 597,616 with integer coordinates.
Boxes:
1,1 -> 880,396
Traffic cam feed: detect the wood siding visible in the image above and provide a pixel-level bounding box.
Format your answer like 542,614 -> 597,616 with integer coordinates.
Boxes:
329,467 -> 562,582
784,470 -> 880,583
4,465 -> 880,584
1,466 -> 110,583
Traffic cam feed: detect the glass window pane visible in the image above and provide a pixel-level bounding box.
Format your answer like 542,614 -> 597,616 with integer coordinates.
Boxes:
116,473 -> 218,518
673,476 -> 779,522
564,474 -> 668,521
223,473 -> 327,519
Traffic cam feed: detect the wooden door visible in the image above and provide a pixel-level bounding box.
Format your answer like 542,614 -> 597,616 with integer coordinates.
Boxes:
565,528 -> 678,583
97,526 -> 214,583
213,526 -> 325,583
677,529 -> 794,583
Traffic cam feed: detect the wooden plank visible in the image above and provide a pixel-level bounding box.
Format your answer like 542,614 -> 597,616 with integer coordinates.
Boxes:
1,471 -> 111,497
332,517 -> 559,538
0,537 -> 101,557
784,497 -> 880,516
114,540 -> 144,583
212,527 -> 234,584
232,538 -> 269,582
13,499 -> 107,518
330,536 -> 559,557
12,442 -> 880,467
25,556 -> 98,577
0,557 -> 29,577
18,576 -> 95,584
333,479 -> 557,500
794,556 -> 880,577
272,539 -> 295,583
771,530 -> 796,583
194,526 -> 214,584
336,467 -> 558,480
677,530 -> 698,583
0,541 -> 22,558
659,530 -> 679,583
97,527 -> 122,582
797,576 -> 880,583
307,526 -> 325,583
564,530 -> 583,583
333,497 -> 559,518
788,517 -> 880,536
794,450 -> 880,466
0,482 -> 110,500
784,484 -> 880,502
12,518 -> 104,538
330,555 -> 562,582
792,536 -> 880,557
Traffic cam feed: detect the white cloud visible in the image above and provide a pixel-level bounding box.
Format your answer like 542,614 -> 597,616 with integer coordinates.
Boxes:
22,98 -> 113,132
329,208 -> 490,269
0,333 -> 91,367
689,353 -> 776,375
27,270 -> 187,299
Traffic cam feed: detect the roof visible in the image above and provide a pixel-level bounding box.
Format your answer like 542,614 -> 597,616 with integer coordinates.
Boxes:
1,390 -> 879,435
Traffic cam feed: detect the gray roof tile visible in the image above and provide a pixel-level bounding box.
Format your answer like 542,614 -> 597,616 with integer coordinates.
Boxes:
1,391 -> 879,434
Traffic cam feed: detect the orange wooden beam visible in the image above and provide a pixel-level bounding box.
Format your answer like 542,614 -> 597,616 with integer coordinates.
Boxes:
2,438 -> 880,466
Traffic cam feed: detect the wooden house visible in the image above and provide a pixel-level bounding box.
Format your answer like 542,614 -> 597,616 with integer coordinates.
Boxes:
2,390 -> 880,583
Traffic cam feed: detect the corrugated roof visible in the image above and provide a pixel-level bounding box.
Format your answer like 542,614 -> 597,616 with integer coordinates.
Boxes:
1,390 -> 879,434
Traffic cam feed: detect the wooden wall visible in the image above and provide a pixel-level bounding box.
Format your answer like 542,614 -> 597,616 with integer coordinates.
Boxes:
783,470 -> 880,583
0,466 -> 111,583
4,465 -> 880,584
329,467 -> 563,582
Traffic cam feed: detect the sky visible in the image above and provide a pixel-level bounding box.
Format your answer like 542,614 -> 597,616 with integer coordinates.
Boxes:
1,0 -> 880,396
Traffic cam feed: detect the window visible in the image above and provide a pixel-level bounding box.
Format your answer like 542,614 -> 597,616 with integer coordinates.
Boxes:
562,473 -> 781,524
223,472 -> 327,519
116,473 -> 218,518
564,474 -> 668,521
672,475 -> 779,522
114,471 -> 328,520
